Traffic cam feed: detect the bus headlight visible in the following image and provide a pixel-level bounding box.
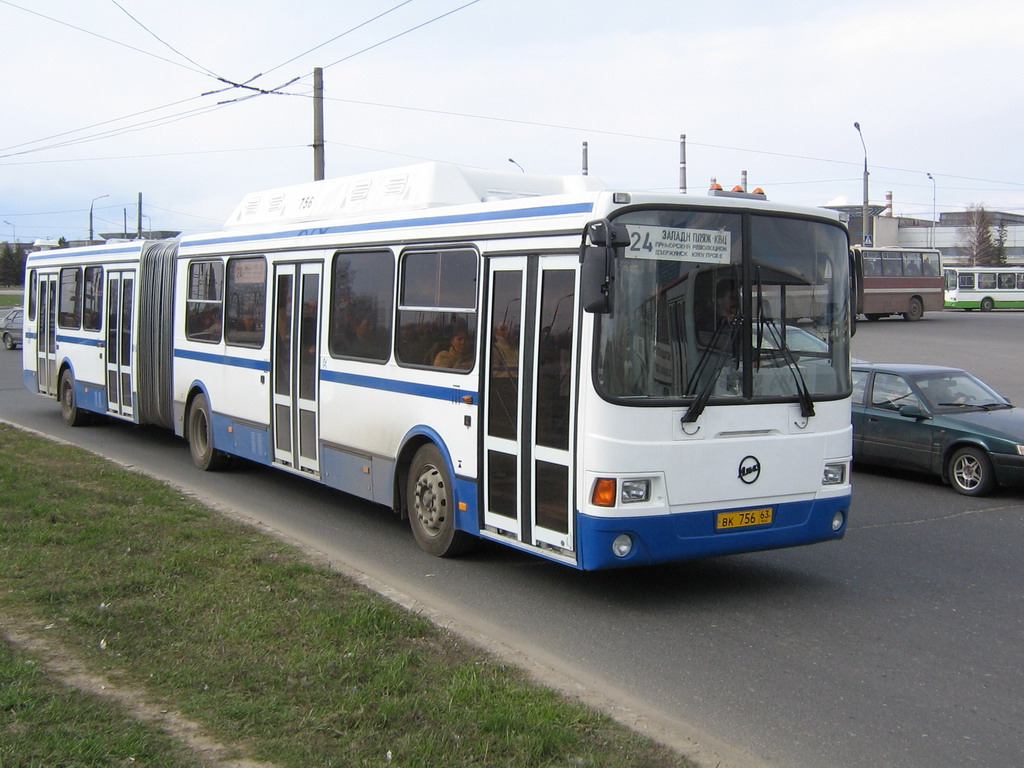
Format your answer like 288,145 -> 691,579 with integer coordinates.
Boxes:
620,479 -> 651,503
822,463 -> 847,485
612,534 -> 634,558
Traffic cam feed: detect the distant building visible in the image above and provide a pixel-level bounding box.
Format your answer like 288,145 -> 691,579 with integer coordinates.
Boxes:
824,205 -> 1023,266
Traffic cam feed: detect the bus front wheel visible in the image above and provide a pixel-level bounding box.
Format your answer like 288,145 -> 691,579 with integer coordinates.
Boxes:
187,393 -> 230,471
406,444 -> 475,557
980,297 -> 995,312
59,370 -> 91,427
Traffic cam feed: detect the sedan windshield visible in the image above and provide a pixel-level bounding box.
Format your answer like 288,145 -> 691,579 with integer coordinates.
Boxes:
595,209 -> 851,406
915,373 -> 1010,411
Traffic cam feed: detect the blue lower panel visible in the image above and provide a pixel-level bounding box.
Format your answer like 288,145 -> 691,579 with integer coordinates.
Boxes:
211,413 -> 271,465
577,495 -> 850,571
77,381 -> 110,415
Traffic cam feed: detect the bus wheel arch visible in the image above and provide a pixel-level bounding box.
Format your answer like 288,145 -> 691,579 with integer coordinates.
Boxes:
58,365 -> 91,427
903,296 -> 924,321
403,440 -> 475,557
185,388 -> 230,471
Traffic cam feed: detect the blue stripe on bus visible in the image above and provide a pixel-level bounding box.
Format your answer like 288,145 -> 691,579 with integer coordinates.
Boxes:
320,369 -> 478,404
164,350 -> 477,402
56,334 -> 105,347
173,348 -> 271,371
28,245 -> 143,260
185,201 -> 595,248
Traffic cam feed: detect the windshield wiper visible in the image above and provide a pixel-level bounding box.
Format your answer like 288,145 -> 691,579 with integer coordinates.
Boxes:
682,319 -> 741,424
762,322 -> 815,419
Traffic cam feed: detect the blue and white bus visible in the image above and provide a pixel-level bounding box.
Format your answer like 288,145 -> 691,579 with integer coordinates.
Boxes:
23,162 -> 852,570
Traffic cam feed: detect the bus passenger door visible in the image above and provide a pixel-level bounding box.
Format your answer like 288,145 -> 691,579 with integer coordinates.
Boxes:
36,273 -> 58,396
483,256 -> 578,556
271,263 -> 322,475
105,270 -> 136,418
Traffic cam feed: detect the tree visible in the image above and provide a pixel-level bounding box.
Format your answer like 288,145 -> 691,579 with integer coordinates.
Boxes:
0,242 -> 26,287
957,204 -> 1005,266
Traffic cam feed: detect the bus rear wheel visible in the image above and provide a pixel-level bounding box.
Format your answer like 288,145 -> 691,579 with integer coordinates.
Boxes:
903,297 -> 924,321
187,393 -> 230,471
406,444 -> 475,557
59,370 -> 91,427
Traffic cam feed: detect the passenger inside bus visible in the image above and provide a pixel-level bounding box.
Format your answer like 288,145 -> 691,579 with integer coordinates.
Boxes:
433,325 -> 474,370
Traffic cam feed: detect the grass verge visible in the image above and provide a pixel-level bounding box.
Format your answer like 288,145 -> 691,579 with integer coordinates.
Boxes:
0,425 -> 695,768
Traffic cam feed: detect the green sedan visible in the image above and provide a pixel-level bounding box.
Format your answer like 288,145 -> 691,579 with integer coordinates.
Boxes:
852,363 -> 1024,496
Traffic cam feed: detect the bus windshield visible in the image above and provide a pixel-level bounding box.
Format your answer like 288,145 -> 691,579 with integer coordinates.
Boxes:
595,209 -> 851,404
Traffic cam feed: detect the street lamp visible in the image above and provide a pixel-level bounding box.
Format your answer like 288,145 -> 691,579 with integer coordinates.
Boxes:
926,173 -> 937,248
507,158 -> 525,173
89,194 -> 109,242
853,122 -> 869,246
2,220 -> 14,245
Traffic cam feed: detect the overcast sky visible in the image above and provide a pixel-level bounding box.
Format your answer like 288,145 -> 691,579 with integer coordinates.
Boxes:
2,0 -> 1022,243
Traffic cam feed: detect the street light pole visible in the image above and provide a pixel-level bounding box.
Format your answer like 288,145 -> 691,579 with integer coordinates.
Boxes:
853,122 -> 869,246
927,173 -> 937,248
89,194 -> 109,242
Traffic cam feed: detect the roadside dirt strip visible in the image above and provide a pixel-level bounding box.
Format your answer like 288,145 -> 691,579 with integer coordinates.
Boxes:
1,611 -> 277,768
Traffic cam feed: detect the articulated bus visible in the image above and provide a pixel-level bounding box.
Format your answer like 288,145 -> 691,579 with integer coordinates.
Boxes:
944,265 -> 1024,311
23,163 -> 852,570
851,246 -> 944,321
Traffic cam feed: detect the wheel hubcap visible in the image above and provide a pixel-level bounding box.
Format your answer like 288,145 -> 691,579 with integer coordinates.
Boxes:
954,457 -> 980,489
414,466 -> 446,536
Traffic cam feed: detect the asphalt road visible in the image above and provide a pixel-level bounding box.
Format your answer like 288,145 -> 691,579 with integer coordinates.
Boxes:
1,307 -> 1022,768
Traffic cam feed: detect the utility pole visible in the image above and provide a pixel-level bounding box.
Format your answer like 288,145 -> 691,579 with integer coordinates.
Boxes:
679,134 -> 687,193
137,193 -> 143,239
854,122 -> 870,246
312,67 -> 325,181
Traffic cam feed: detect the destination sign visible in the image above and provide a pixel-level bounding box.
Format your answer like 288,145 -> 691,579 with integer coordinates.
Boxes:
623,224 -> 731,264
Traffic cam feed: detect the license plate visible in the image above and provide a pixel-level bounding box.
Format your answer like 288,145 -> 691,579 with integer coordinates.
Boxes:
716,507 -> 774,530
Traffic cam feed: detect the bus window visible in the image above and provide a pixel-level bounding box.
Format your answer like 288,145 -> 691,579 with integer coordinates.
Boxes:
83,266 -> 104,331
185,260 -> 224,343
224,257 -> 267,348
881,253 -> 903,277
903,253 -> 922,276
998,273 -> 1015,290
959,273 -> 975,289
329,250 -> 394,362
28,270 -> 36,322
58,267 -> 82,329
397,249 -> 478,370
922,253 -> 941,276
978,272 -> 997,290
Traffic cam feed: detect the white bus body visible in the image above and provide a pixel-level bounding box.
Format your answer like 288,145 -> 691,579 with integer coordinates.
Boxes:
23,163 -> 852,570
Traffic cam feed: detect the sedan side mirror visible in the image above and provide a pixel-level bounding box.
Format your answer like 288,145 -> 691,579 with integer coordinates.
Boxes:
898,404 -> 928,420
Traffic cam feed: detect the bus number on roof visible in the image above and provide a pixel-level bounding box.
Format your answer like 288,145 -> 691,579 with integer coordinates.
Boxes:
624,225 -> 731,264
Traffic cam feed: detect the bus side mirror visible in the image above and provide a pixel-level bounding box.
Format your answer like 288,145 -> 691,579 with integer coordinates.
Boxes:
580,220 -> 629,314
581,247 -> 612,314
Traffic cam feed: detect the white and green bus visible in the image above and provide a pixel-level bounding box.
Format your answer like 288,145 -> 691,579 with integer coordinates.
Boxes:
944,266 -> 1024,311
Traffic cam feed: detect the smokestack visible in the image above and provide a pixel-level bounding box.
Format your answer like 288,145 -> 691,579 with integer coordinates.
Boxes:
885,191 -> 893,217
741,170 -> 748,192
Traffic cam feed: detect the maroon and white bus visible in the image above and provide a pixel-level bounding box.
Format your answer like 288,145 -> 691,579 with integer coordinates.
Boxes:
853,246 -> 944,321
